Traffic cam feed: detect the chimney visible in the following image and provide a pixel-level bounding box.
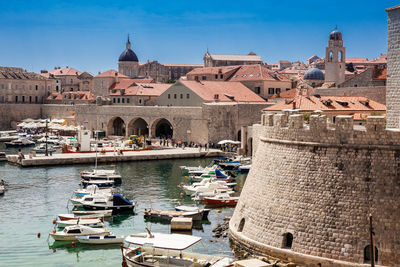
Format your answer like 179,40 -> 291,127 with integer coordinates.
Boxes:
114,72 -> 118,83
292,100 -> 296,109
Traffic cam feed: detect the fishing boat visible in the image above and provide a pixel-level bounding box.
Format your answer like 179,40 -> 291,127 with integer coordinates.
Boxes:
50,225 -> 110,241
73,184 -> 114,198
81,169 -> 122,185
32,143 -> 56,153
181,180 -> 233,196
72,209 -> 113,217
5,138 -> 35,147
76,235 -> 124,245
174,205 -> 210,220
55,218 -> 104,228
81,193 -> 135,213
144,208 -> 204,222
121,230 -> 234,267
81,179 -> 115,189
57,213 -> 105,221
201,193 -> 239,207
69,194 -> 112,207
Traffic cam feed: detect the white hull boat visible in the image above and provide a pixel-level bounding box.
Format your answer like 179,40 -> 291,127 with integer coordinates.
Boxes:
50,225 -> 110,241
77,235 -> 124,244
72,209 -> 113,217
58,213 -> 105,221
56,218 -> 104,228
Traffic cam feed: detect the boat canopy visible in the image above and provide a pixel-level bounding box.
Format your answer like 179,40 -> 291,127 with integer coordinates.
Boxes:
125,232 -> 202,250
113,193 -> 133,206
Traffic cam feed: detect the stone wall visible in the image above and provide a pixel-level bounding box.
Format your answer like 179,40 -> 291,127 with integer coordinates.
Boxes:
313,86 -> 386,104
337,68 -> 386,88
386,6 -> 400,127
0,104 -> 42,130
229,112 -> 400,266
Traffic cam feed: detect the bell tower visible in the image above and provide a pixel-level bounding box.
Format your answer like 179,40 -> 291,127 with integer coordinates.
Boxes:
325,28 -> 346,85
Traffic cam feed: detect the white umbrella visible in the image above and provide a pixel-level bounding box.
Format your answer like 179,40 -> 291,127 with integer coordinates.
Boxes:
218,140 -> 241,145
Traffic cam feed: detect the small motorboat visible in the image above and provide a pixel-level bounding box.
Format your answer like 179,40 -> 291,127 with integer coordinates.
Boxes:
174,205 -> 210,220
72,209 -> 113,217
81,169 -> 122,185
190,169 -> 232,182
32,143 -> 56,153
76,235 -> 124,245
5,138 -> 35,147
70,194 -> 112,207
55,218 -> 104,228
201,193 -> 239,207
50,225 -> 110,241
37,136 -> 62,145
81,179 -> 115,189
121,229 -> 234,267
192,189 -> 235,201
57,213 -> 105,221
237,164 -> 251,173
81,193 -> 135,214
74,184 -> 114,198
144,208 -> 204,222
181,180 -> 234,196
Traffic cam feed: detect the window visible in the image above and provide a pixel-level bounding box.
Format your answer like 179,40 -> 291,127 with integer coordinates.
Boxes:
364,245 -> 378,263
113,98 -> 116,103
255,87 -> 261,94
186,93 -> 190,99
238,218 -> 245,232
282,233 -> 293,249
168,94 -> 170,99
276,88 -> 281,94
215,74 -> 218,79
174,94 -> 177,99
220,74 -> 223,79
22,85 -> 25,90
127,98 -> 130,103
29,96 -> 32,103
15,96 -> 18,103
122,98 -> 125,103
70,79 -> 73,84
35,96 -> 38,103
180,94 -> 183,99
268,88 -> 274,95
202,76 -> 206,80
139,99 -> 142,104
194,76 -> 199,81
70,88 -> 73,92
117,98 -> 120,103
22,96 -> 25,102
286,88 -> 290,91
35,85 -> 38,90
1,84 -> 3,89
214,94 -> 219,100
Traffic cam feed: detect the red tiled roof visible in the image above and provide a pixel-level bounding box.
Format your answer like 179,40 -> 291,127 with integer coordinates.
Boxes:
187,66 -> 240,76
46,93 -> 62,100
49,67 -> 82,76
265,95 -> 386,112
110,83 -> 171,97
180,81 -> 266,103
229,65 -> 291,82
95,70 -> 129,78
109,79 -> 137,90
373,67 -> 387,80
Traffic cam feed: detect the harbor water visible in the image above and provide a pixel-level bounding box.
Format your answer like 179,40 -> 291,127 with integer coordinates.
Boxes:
0,156 -> 246,267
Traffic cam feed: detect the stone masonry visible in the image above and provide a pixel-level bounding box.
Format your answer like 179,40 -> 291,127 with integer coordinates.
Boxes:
230,113 -> 400,266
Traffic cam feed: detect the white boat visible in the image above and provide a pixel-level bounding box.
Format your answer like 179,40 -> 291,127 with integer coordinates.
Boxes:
122,230 -> 233,267
77,235 -> 124,244
72,209 -> 113,217
32,143 -> 56,153
5,138 -> 35,147
0,185 -> 4,195
55,218 -> 104,228
57,213 -> 105,220
237,164 -> 251,173
50,225 -> 110,241
182,180 -> 232,196
74,185 -> 114,198
174,205 -> 210,220
69,194 -> 112,207
192,189 -> 235,201
37,136 -> 62,145
81,169 -> 122,185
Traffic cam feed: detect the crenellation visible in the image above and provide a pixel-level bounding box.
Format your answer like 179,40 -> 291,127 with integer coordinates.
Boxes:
288,114 -> 303,129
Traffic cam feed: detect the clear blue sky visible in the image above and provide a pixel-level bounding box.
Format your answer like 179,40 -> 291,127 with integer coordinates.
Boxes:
0,0 -> 397,74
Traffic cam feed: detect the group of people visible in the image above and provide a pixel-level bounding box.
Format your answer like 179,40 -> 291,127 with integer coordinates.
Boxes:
157,137 -> 219,151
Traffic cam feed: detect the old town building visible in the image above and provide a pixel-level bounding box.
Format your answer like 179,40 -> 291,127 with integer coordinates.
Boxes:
203,50 -> 263,67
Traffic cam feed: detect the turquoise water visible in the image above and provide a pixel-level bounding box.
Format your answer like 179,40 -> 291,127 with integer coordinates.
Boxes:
0,157 -> 246,267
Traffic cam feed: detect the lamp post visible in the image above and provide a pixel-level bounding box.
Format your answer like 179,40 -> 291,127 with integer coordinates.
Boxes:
45,119 -> 49,156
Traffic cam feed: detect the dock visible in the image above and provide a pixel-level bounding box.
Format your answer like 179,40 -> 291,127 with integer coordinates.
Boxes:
6,147 -> 223,167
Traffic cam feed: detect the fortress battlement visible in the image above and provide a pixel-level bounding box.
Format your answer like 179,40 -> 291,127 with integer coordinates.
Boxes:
260,112 -> 399,147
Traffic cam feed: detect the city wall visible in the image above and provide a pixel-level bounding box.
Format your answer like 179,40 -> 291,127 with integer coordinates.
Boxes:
313,86 -> 386,104
230,112 -> 400,267
0,104 -> 42,130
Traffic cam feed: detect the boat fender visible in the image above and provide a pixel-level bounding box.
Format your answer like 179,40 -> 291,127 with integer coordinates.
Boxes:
217,210 -> 222,213
52,230 -> 56,234
180,193 -> 184,198
52,219 -> 56,224
71,242 -> 76,247
37,232 -> 41,238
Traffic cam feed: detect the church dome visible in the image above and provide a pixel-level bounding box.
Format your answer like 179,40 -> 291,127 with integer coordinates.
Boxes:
304,68 -> 325,80
119,49 -> 138,62
329,30 -> 342,41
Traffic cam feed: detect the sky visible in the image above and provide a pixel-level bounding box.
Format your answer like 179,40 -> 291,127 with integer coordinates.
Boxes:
0,0 -> 397,74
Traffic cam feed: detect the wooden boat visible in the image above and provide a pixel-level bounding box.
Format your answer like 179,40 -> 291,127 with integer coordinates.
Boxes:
72,209 -> 113,217
57,213 -> 105,221
144,208 -> 204,222
121,230 -> 233,267
73,185 -> 114,198
55,218 -> 104,228
50,225 -> 110,241
201,193 -> 239,207
76,235 -> 124,244
174,205 -> 210,220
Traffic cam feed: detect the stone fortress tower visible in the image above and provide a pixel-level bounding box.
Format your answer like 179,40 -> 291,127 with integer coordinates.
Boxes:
118,35 -> 139,78
324,29 -> 346,85
229,8 -> 400,267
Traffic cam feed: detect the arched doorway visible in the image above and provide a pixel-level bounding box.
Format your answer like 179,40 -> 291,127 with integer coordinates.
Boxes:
127,118 -> 149,136
237,130 -> 241,141
107,117 -> 126,136
153,118 -> 173,139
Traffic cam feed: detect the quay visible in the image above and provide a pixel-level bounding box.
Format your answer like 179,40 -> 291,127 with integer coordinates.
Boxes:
6,147 -> 224,167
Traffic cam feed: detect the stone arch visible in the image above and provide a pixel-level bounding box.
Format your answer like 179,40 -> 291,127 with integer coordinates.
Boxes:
364,245 -> 378,263
238,218 -> 245,232
107,116 -> 126,136
237,129 -> 241,141
282,232 -> 293,249
151,118 -> 173,139
127,117 -> 149,136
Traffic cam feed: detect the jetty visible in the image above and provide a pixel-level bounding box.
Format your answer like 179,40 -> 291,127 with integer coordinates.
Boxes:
6,147 -> 223,167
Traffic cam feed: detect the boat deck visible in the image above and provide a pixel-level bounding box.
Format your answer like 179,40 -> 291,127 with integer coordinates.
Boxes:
6,148 -> 224,167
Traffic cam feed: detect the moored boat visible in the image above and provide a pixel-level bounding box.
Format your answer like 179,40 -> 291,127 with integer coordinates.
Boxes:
50,225 -> 110,241
72,209 -> 113,217
57,213 -> 105,221
77,235 -> 124,245
81,193 -> 135,214
32,143 -> 56,153
55,218 -> 104,228
81,169 -> 122,185
201,193 -> 239,207
5,138 -> 35,147
174,205 -> 210,220
144,208 -> 204,222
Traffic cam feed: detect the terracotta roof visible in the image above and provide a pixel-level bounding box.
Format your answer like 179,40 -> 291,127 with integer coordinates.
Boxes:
162,64 -> 203,67
265,95 -> 386,112
46,93 -> 62,100
353,112 -> 385,120
95,70 -> 129,78
180,81 -> 266,103
0,69 -> 47,80
229,65 -> 291,82
49,67 -> 82,76
187,66 -> 240,76
208,54 -> 262,62
110,83 -> 171,97
274,88 -> 298,99
373,67 -> 387,80
109,79 -> 137,90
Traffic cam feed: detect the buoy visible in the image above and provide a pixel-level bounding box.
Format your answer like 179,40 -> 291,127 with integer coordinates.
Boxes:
217,210 -> 222,213
52,230 -> 56,234
71,241 -> 76,247
179,183 -> 182,187
52,248 -> 56,253
74,208 -> 78,211
37,232 -> 41,238
180,193 -> 184,198
52,219 -> 56,224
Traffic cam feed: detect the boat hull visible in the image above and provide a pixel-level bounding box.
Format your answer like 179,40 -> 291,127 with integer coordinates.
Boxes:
77,235 -> 124,244
202,198 -> 238,207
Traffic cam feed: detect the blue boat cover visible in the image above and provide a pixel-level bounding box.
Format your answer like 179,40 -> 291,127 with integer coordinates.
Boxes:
113,193 -> 133,206
215,169 -> 228,179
